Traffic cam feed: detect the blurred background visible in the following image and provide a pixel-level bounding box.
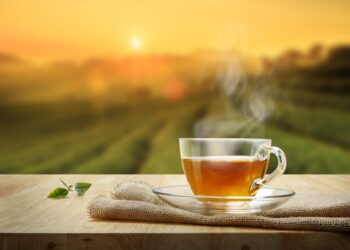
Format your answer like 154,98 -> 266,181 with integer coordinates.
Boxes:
0,0 -> 349,174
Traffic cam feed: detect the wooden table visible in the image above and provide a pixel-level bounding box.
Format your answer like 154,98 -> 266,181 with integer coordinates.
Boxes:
0,175 -> 349,250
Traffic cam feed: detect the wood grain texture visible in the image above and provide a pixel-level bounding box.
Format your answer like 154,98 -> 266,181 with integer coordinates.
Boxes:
0,175 -> 350,250
2,234 -> 66,250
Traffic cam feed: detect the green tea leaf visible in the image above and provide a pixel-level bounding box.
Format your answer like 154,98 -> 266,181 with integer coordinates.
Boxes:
48,187 -> 69,198
75,182 -> 92,196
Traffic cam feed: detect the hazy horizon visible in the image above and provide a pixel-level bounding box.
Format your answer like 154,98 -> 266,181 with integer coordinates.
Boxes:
0,42 -> 343,66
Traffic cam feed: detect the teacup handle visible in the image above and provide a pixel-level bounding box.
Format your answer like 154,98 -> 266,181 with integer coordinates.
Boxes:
250,146 -> 287,194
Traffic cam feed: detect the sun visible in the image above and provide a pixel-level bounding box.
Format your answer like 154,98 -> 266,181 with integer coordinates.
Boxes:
130,37 -> 142,50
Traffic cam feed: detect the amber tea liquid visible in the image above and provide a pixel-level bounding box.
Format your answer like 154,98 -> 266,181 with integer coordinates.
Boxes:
182,156 -> 268,196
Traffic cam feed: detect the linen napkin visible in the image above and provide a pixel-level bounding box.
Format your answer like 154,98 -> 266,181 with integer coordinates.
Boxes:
87,180 -> 350,232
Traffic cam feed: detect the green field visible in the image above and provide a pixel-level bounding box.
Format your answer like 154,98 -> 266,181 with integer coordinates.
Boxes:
0,47 -> 350,174
0,89 -> 349,174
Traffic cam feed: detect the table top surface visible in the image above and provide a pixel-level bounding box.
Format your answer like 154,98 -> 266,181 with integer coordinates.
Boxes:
1,174 -> 349,235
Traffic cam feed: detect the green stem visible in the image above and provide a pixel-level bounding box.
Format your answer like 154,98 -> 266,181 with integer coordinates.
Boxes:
59,178 -> 71,189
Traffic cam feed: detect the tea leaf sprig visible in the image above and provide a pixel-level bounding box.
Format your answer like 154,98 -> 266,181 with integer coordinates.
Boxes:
48,178 -> 92,198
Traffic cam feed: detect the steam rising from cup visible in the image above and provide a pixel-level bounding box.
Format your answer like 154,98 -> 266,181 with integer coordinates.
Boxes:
194,55 -> 274,137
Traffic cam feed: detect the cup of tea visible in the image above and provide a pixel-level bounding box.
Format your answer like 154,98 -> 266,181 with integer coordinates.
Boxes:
179,138 -> 287,197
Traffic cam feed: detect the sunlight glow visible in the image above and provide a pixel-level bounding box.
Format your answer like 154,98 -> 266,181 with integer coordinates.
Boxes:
131,37 -> 142,50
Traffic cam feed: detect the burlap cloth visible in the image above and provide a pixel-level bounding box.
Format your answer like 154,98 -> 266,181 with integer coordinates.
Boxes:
88,180 -> 350,232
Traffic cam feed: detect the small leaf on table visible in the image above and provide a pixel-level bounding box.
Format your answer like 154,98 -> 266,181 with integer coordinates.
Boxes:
75,182 -> 92,196
48,187 -> 68,198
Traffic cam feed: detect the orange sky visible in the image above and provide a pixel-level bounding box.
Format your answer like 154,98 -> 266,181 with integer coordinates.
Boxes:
0,0 -> 350,62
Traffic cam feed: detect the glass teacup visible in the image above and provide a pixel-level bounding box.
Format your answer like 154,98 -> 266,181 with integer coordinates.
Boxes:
179,138 -> 287,196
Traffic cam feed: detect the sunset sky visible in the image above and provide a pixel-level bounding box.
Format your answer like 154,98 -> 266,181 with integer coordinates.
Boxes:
0,0 -> 350,62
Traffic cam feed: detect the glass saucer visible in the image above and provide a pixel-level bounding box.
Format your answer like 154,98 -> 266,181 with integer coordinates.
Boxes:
152,185 -> 295,215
